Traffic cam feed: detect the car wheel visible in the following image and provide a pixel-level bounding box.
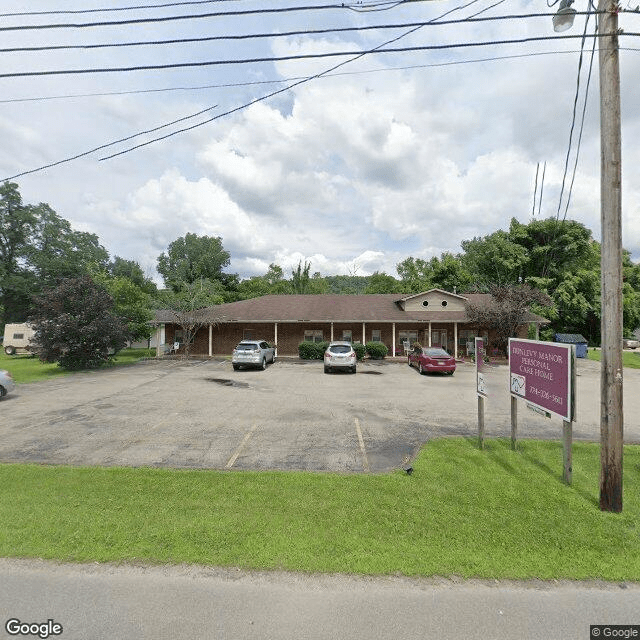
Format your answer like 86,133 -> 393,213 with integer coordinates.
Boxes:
261,358 -> 266,370
351,365 -> 357,373
232,364 -> 240,371
0,385 -> 5,398
4,346 -> 15,356
324,366 -> 330,373
418,363 -> 424,375
448,371 -> 454,376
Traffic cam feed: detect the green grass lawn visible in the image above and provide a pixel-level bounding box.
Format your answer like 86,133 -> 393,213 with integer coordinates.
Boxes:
1,438 -> 638,581
0,348 -> 155,384
588,348 -> 640,368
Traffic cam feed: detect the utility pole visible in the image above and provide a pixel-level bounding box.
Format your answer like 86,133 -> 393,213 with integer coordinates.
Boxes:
598,0 -> 623,512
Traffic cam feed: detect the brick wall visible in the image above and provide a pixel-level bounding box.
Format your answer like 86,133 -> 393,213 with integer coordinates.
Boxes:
161,321 -> 537,357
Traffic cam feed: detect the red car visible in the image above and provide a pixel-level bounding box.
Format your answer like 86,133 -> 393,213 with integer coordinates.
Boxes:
408,347 -> 456,375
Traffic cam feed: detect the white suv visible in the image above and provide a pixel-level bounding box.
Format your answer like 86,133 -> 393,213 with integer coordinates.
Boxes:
324,341 -> 357,374
232,340 -> 276,371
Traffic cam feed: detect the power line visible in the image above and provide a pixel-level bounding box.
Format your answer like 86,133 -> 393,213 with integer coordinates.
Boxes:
0,2 -> 422,32
0,12 -> 598,54
2,0 -> 487,180
1,32 -> 632,79
0,49 -> 594,105
0,1 -> 243,17
0,105 -> 217,181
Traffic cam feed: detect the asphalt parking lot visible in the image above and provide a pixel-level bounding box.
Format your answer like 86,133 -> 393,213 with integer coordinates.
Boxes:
1,357 -> 639,473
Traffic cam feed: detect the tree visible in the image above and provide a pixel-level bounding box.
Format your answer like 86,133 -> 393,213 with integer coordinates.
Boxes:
396,257 -> 432,292
96,274 -> 154,343
236,263 -> 292,300
1,182 -> 112,327
291,260 -> 312,294
363,271 -> 404,294
465,284 -> 551,354
0,181 -> 36,323
157,233 -> 232,292
109,256 -> 157,296
26,204 -> 109,288
461,230 -> 528,287
30,276 -> 128,370
159,280 -> 225,358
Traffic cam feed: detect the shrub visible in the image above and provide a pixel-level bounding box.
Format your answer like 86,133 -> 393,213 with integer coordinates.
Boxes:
352,342 -> 366,361
365,342 -> 388,359
316,341 -> 329,359
298,341 -> 317,360
298,341 -> 329,360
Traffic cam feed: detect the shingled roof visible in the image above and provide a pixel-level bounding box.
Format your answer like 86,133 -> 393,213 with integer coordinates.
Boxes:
154,292 -> 548,325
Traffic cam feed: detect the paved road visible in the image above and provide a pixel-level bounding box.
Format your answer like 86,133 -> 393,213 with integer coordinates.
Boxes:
1,559 -> 638,640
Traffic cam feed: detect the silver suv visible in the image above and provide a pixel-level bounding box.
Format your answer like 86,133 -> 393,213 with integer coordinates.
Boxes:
324,341 -> 357,374
232,340 -> 276,371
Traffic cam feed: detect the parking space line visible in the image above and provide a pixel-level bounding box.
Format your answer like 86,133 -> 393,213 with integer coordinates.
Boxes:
225,423 -> 258,469
354,417 -> 370,473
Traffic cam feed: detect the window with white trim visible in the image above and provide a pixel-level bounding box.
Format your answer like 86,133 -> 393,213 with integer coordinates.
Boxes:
342,330 -> 352,342
371,329 -> 382,342
304,330 -> 324,343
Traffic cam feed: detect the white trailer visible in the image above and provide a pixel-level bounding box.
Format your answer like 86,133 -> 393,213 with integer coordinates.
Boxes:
3,323 -> 37,355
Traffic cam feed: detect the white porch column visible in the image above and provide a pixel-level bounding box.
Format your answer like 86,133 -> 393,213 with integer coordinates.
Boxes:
428,322 -> 432,347
454,322 -> 458,360
331,322 -> 334,341
155,325 -> 162,357
362,322 -> 366,344
392,323 -> 396,358
208,324 -> 212,357
274,322 -> 278,357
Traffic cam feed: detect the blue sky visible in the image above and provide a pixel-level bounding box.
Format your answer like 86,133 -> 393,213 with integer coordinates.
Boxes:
1,0 -> 639,284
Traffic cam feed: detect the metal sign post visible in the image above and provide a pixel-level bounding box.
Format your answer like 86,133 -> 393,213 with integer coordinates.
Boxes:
476,337 -> 486,449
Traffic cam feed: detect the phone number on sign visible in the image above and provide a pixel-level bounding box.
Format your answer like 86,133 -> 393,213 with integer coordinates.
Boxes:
528,386 -> 564,405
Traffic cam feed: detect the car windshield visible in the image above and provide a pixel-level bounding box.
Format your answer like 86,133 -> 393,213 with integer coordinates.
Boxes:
423,348 -> 450,357
329,345 -> 352,354
236,343 -> 258,351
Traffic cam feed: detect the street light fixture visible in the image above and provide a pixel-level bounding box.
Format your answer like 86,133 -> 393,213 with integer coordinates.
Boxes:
553,0 -> 577,31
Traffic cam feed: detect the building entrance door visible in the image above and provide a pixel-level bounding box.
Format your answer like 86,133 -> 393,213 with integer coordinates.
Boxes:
431,330 -> 447,350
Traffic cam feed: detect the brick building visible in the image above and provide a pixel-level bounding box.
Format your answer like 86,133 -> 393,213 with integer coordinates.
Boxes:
153,289 -> 547,358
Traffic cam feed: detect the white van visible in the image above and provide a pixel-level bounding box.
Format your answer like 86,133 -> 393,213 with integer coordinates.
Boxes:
3,323 -> 37,355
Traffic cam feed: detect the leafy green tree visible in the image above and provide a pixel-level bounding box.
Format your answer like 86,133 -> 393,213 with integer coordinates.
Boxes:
236,263 -> 293,300
291,260 -> 312,294
323,274 -> 370,294
95,274 -> 154,343
0,182 -> 37,323
396,256 -> 432,292
363,271 -> 404,294
157,233 -> 232,292
30,276 -> 128,370
461,230 -> 528,287
396,254 -> 472,293
507,217 -> 598,283
109,256 -> 157,296
26,203 -> 109,288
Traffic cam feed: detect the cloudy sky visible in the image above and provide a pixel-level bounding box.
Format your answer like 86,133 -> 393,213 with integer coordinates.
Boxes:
1,0 -> 639,285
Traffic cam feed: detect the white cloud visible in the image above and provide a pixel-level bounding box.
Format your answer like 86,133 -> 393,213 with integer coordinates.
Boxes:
3,0 -> 640,286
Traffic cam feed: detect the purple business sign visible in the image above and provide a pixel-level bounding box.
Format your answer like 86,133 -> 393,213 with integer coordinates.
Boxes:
509,338 -> 574,421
